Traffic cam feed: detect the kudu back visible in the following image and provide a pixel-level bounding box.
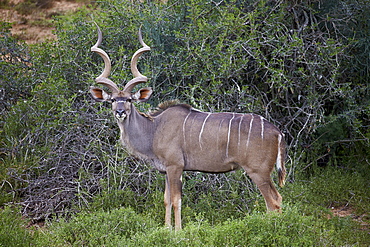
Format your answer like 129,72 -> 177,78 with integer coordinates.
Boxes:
89,25 -> 286,230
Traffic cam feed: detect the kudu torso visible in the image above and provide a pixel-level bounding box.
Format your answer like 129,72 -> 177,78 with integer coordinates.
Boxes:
120,103 -> 283,176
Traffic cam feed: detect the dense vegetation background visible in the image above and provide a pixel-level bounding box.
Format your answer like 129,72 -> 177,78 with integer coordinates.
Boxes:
0,0 -> 369,245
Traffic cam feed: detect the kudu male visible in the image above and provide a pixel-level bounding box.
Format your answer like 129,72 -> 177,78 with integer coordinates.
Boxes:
90,25 -> 286,230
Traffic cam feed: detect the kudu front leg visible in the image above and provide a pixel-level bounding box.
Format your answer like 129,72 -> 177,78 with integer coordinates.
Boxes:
164,166 -> 183,230
164,175 -> 171,228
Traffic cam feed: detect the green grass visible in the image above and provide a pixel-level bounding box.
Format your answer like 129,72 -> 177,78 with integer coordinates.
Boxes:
1,166 -> 369,246
36,207 -> 159,246
2,204 -> 368,246
283,167 -> 370,215
128,207 -> 367,246
0,206 -> 35,247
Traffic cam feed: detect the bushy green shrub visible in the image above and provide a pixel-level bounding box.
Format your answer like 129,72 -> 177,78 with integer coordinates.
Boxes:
0,22 -> 33,114
0,21 -> 34,205
76,0 -> 369,172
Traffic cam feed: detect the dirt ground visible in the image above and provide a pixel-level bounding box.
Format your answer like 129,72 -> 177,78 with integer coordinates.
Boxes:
330,206 -> 369,231
0,0 -> 85,44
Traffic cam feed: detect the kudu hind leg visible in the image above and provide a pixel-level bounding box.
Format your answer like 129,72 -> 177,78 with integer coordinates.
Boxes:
248,172 -> 282,212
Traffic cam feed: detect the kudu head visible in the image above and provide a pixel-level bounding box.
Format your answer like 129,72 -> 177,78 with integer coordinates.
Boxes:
90,25 -> 152,121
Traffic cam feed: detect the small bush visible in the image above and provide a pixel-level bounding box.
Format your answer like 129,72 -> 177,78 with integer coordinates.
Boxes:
15,1 -> 37,15
15,0 -> 54,15
0,0 -> 9,9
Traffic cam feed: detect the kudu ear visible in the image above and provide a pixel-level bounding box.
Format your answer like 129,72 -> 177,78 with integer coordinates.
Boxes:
90,86 -> 112,102
132,87 -> 152,102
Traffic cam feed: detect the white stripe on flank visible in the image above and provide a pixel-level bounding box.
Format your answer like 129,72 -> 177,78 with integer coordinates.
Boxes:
198,113 -> 211,149
276,134 -> 282,170
182,111 -> 191,147
226,113 -> 235,157
246,114 -> 254,149
260,116 -> 265,140
238,115 -> 243,147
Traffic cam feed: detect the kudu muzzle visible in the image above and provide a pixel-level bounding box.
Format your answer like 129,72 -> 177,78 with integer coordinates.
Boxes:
114,100 -> 127,120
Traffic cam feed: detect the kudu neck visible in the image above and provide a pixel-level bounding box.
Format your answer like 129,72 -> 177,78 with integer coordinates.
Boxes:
126,103 -> 153,125
118,103 -> 156,160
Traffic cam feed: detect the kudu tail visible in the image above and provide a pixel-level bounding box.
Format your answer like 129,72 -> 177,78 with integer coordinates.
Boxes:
276,133 -> 286,187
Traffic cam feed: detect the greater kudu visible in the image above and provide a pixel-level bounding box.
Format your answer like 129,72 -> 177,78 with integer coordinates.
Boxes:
90,25 -> 286,230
